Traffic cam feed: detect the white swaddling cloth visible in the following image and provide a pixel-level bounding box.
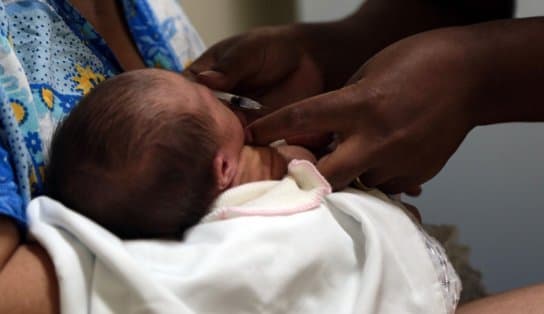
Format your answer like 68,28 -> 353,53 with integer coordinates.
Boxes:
27,160 -> 460,314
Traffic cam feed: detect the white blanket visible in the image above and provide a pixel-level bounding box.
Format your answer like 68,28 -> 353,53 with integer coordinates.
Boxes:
27,161 -> 457,314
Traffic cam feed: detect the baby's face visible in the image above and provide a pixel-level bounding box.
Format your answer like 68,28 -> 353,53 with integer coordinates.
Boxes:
162,71 -> 245,159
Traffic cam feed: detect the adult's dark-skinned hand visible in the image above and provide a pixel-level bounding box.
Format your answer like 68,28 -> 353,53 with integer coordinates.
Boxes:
185,1 -> 513,153
186,26 -> 324,115
186,26 -> 331,149
249,28 -> 479,193
185,1 -> 516,194
186,0 -> 514,107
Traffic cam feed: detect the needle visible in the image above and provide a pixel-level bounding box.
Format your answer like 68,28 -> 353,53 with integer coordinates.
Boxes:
212,90 -> 265,111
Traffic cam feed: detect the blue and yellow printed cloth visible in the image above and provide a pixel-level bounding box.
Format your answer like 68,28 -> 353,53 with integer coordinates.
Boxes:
0,0 -> 205,226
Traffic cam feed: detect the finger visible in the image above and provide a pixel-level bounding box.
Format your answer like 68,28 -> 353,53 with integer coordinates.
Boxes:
185,43 -> 225,76
345,60 -> 370,85
377,177 -> 418,195
359,171 -> 422,196
181,68 -> 197,81
186,52 -> 229,90
404,185 -> 422,197
196,70 -> 232,91
256,55 -> 324,110
284,133 -> 332,150
248,86 -> 357,145
316,137 -> 370,190
198,44 -> 265,90
186,38 -> 253,91
199,39 -> 299,93
357,169 -> 390,188
401,202 -> 422,223
346,68 -> 364,86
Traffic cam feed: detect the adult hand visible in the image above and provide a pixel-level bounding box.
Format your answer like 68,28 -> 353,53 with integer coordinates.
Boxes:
248,28 -> 480,192
186,26 -> 324,114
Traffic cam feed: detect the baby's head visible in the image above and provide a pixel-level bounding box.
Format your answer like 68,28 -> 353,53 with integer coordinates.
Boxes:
45,69 -> 245,239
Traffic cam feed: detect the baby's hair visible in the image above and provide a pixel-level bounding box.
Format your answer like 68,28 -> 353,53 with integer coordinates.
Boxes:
45,69 -> 219,239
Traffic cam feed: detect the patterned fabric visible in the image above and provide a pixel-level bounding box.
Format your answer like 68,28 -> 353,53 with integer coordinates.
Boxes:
0,0 -> 204,226
0,140 -> 23,224
419,225 -> 462,314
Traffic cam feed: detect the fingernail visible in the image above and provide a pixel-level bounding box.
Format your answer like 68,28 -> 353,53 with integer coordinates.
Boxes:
197,70 -> 225,82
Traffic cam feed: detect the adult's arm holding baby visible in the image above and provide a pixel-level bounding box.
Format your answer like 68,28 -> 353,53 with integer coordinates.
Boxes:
0,217 -> 59,314
456,284 -> 544,314
0,217 -> 18,271
0,143 -> 57,313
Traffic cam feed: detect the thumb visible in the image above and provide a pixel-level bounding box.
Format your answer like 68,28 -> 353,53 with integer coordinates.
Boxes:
317,137 -> 369,190
196,42 -> 268,91
196,70 -> 232,91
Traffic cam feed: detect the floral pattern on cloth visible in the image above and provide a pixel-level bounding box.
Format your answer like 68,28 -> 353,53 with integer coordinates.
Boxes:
0,127 -> 23,224
0,0 -> 204,226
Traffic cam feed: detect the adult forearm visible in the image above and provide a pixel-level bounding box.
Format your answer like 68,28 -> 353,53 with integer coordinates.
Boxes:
460,17 -> 544,126
292,0 -> 514,91
457,284 -> 544,314
0,217 -> 59,313
0,243 -> 59,314
0,217 -> 19,270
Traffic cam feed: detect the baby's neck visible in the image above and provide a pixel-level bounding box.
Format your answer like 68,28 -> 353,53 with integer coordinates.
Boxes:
231,146 -> 288,186
230,144 -> 317,187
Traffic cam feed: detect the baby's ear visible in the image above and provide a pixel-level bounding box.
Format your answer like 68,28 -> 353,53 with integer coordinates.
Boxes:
213,151 -> 237,191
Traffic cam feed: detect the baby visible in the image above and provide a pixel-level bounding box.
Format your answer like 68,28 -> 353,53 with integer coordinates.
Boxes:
41,70 -> 461,314
45,68 -> 315,239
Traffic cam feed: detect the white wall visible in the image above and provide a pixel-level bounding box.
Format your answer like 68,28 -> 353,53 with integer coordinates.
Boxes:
517,0 -> 544,16
181,0 -> 295,46
297,0 -> 544,21
297,0 -> 362,22
181,0 -> 248,46
298,0 -> 544,294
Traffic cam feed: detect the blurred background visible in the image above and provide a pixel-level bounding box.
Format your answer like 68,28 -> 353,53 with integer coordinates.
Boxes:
181,0 -> 544,294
